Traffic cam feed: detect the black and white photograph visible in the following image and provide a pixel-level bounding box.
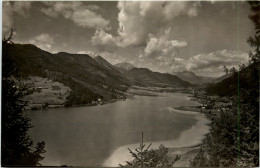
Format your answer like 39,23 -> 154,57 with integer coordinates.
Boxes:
1,1 -> 259,167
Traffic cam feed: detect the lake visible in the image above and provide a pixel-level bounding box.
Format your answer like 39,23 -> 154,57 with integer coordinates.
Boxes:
29,92 -> 210,166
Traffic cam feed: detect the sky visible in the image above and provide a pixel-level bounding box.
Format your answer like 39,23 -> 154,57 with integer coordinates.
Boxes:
2,1 -> 255,77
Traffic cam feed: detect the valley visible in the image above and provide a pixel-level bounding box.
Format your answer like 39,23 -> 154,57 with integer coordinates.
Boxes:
4,43 -> 196,108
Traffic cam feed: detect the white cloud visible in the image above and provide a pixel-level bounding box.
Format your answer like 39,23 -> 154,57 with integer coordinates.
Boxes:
2,1 -> 31,35
31,34 -> 54,44
187,2 -> 200,17
77,51 -> 87,54
72,10 -> 109,29
97,52 -> 122,65
86,4 -> 101,11
77,51 -> 98,58
171,40 -> 188,48
134,49 -> 249,77
115,1 -> 199,47
185,50 -> 249,71
29,33 -> 55,52
91,29 -> 117,47
91,29 -> 117,52
174,57 -> 184,62
143,28 -> 187,66
41,2 -> 110,30
169,50 -> 250,77
91,1 -> 198,51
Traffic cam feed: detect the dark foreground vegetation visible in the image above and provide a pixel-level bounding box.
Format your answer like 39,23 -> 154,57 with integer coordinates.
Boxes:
191,2 -> 259,167
2,33 -> 46,166
120,132 -> 180,167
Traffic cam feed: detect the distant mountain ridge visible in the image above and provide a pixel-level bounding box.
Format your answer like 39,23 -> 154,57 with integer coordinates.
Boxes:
174,71 -> 216,84
94,56 -> 120,73
125,68 -> 191,88
115,63 -> 191,88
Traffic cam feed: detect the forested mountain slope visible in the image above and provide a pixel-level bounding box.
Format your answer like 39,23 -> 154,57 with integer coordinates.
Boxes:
125,68 -> 191,88
3,43 -> 130,106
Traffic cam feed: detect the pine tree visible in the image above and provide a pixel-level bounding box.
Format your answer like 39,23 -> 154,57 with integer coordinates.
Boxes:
2,29 -> 46,166
120,132 -> 180,167
247,1 -> 260,64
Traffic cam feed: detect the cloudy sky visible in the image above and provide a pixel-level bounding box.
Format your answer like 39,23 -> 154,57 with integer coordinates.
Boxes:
2,1 -> 254,77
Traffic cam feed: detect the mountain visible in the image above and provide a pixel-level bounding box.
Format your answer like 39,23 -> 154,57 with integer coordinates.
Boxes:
94,55 -> 120,73
212,73 -> 232,83
3,43 -> 193,106
2,43 -> 130,106
175,71 -> 215,84
207,61 -> 260,96
115,62 -> 135,71
125,68 -> 191,88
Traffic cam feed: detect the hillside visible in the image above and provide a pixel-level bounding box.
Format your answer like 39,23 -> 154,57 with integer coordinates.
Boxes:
207,61 -> 260,96
175,71 -> 216,84
212,73 -> 232,83
94,55 -> 120,73
22,76 -> 71,110
125,68 -> 191,88
2,43 -> 130,106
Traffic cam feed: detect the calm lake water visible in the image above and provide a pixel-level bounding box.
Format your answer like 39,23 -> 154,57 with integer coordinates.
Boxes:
29,92 -> 210,166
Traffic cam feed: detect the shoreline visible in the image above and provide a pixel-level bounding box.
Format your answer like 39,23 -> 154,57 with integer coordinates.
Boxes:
103,105 -> 211,167
26,86 -> 192,111
27,95 -> 135,111
174,105 -> 202,113
26,87 -> 159,111
166,105 -> 211,167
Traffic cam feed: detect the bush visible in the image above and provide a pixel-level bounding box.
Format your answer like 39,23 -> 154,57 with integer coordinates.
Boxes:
120,132 -> 180,167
